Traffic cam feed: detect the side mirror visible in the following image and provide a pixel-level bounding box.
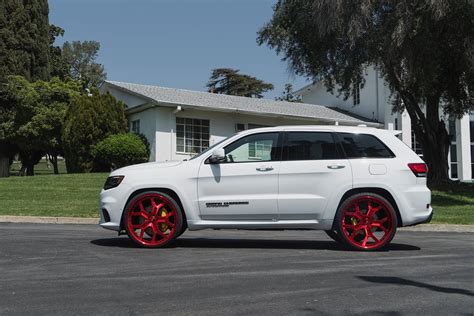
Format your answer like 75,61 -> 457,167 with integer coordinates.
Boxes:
209,148 -> 226,164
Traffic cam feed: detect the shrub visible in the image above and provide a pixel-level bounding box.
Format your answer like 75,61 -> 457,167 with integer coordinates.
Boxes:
62,92 -> 128,172
92,133 -> 149,170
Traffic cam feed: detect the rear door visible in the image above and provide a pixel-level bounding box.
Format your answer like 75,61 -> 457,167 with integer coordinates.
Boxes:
278,131 -> 352,220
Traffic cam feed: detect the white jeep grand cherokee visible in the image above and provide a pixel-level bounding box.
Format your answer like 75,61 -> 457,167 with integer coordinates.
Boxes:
99,125 -> 432,251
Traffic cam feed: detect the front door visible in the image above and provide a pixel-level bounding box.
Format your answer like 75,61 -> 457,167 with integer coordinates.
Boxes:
198,132 -> 281,220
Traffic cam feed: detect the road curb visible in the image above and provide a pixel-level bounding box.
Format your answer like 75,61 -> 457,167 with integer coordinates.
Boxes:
399,224 -> 474,233
0,216 -> 98,225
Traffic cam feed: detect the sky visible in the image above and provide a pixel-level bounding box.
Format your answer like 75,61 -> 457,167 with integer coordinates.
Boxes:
49,0 -> 308,99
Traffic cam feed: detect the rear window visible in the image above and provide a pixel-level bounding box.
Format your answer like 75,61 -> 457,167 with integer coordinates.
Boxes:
337,133 -> 395,158
283,132 -> 339,160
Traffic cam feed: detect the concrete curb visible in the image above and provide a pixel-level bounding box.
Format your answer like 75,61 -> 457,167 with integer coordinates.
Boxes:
399,224 -> 474,233
0,216 -> 98,225
0,216 -> 472,232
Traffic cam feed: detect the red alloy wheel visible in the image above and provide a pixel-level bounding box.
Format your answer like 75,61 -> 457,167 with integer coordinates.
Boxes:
125,193 -> 180,247
339,195 -> 396,250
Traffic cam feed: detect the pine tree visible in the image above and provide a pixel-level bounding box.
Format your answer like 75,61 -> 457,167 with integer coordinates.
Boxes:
0,0 -> 51,177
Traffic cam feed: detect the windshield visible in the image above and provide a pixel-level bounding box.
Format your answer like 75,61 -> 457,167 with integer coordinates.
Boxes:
189,136 -> 230,160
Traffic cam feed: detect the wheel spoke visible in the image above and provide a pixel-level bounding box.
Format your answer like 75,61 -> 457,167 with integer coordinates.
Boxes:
350,227 -> 362,241
373,217 -> 388,224
372,221 -> 388,232
367,229 -> 379,242
361,228 -> 370,247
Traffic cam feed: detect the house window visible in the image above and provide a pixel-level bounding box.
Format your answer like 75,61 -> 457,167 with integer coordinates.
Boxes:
470,120 -> 474,179
248,123 -> 268,130
176,118 -> 210,154
352,81 -> 361,106
448,119 -> 457,179
131,120 -> 140,134
235,123 -> 246,133
411,123 -> 423,157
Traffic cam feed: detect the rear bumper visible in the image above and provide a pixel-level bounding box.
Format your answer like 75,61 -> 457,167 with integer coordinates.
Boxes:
403,206 -> 433,227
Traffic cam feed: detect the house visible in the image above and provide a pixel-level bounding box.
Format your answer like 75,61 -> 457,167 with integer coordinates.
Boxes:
294,67 -> 473,181
101,81 -> 380,162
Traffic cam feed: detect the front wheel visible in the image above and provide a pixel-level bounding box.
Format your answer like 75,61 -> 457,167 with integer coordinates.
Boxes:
335,193 -> 397,251
124,191 -> 184,248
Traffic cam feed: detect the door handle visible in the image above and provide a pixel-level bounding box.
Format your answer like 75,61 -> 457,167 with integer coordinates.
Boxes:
256,166 -> 274,171
327,164 -> 345,170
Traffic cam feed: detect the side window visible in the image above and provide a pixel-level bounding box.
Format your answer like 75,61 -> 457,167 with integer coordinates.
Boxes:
283,132 -> 338,160
224,133 -> 280,163
338,133 -> 395,158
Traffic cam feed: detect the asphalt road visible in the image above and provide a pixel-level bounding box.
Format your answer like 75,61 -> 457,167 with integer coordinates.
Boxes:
0,223 -> 473,315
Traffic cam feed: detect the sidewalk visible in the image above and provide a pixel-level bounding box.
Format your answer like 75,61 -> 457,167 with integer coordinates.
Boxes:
0,215 -> 473,232
0,216 -> 98,225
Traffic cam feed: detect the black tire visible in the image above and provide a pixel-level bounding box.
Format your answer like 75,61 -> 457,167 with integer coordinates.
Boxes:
334,193 -> 397,251
175,223 -> 187,238
324,230 -> 342,243
124,191 -> 184,248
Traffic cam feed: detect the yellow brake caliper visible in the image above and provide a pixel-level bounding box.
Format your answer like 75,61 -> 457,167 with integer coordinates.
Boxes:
158,208 -> 168,232
351,216 -> 360,236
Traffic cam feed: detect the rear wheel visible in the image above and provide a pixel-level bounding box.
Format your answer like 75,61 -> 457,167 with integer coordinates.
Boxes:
124,191 -> 183,248
335,193 -> 397,251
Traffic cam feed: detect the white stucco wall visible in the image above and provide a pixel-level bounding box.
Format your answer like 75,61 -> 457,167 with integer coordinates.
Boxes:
298,67 -> 397,127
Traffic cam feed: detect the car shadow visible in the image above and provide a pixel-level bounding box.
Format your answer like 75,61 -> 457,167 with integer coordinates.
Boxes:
91,237 -> 420,251
357,276 -> 474,297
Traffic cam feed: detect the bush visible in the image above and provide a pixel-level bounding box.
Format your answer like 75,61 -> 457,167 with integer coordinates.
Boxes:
92,133 -> 149,170
62,92 -> 128,172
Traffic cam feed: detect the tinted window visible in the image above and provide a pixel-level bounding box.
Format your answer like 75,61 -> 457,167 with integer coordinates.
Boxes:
283,132 -> 338,161
338,133 -> 394,158
224,133 -> 280,163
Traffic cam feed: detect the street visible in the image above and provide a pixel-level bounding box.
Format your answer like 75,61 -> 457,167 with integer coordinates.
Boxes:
0,223 -> 473,315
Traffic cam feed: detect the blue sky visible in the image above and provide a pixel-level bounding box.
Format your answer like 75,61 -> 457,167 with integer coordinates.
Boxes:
49,0 -> 308,99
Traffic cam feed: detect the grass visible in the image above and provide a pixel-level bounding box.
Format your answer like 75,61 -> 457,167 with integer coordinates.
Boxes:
1,160 -> 473,223
0,172 -> 107,218
431,183 -> 474,225
9,159 -> 67,175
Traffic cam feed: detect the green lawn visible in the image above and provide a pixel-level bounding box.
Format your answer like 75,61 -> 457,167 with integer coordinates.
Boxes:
0,166 -> 472,223
0,173 -> 107,218
431,183 -> 474,225
10,159 -> 67,175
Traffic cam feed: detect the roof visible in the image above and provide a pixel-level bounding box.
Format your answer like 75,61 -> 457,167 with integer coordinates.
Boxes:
104,81 -> 379,126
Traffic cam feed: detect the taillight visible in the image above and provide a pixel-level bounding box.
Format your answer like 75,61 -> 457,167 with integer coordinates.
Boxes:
408,163 -> 428,177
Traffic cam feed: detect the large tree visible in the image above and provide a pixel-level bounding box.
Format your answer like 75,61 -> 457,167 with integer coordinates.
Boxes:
258,0 -> 474,186
0,0 -> 51,177
275,83 -> 302,102
62,92 -> 127,173
0,76 -> 81,175
49,24 -> 69,79
207,68 -> 274,98
62,40 -> 107,90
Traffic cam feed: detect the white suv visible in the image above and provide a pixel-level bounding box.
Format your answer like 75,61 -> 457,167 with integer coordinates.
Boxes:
99,126 -> 432,251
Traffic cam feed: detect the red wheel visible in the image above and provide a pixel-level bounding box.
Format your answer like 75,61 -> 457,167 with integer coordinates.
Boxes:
335,193 -> 397,251
124,191 -> 183,248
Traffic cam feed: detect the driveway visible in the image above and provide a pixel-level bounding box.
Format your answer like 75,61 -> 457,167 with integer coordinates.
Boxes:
0,223 -> 472,315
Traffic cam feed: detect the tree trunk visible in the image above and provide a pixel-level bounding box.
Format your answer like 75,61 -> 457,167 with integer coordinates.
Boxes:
407,95 -> 452,187
49,155 -> 59,174
416,122 -> 451,186
0,156 -> 9,178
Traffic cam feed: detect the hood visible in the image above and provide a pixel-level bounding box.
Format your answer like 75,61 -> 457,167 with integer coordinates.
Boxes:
111,160 -> 184,174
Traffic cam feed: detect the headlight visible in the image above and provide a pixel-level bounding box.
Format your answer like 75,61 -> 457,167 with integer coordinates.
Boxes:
103,176 -> 125,190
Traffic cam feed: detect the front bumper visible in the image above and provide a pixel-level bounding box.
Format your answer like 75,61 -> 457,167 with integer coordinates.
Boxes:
99,183 -> 132,232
